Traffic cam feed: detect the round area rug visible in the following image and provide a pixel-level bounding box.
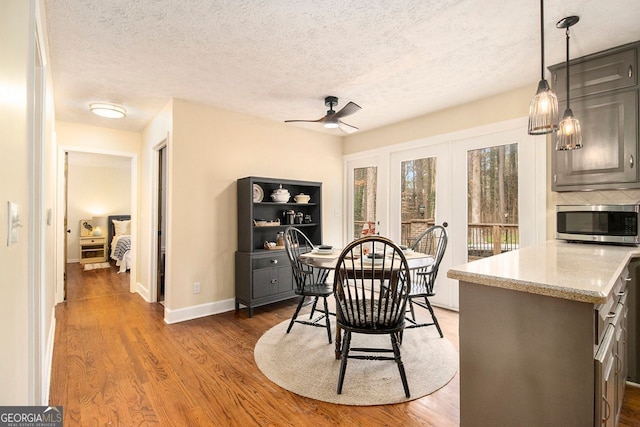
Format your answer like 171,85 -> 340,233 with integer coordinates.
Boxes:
254,318 -> 458,406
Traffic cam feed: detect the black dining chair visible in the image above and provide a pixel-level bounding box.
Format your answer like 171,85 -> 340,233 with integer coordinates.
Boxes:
405,224 -> 448,338
283,227 -> 333,343
333,236 -> 411,397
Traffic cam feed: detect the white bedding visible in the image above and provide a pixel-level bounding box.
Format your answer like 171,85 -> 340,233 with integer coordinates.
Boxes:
110,235 -> 131,273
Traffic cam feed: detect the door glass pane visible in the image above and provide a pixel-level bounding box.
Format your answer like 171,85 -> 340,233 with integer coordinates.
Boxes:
400,158 -> 436,247
467,143 -> 519,261
353,167 -> 377,240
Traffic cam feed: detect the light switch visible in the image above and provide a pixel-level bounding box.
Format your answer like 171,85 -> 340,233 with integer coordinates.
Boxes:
7,201 -> 22,246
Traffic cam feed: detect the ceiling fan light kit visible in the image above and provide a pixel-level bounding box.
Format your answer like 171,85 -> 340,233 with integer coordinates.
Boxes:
285,96 -> 361,133
89,102 -> 126,119
555,15 -> 582,151
528,0 -> 559,136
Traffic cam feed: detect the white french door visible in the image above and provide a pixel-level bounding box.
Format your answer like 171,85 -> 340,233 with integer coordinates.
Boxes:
389,143 -> 455,308
345,155 -> 388,242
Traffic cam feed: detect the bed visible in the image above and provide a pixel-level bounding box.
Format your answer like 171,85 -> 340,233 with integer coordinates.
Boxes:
107,215 -> 132,273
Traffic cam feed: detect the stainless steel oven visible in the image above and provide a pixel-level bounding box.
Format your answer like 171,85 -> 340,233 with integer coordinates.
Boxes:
556,203 -> 640,245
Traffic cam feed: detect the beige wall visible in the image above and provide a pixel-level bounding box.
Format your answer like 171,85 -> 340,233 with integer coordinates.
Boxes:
163,99 -> 343,312
343,85 -> 533,154
0,0 -> 31,404
56,121 -> 141,153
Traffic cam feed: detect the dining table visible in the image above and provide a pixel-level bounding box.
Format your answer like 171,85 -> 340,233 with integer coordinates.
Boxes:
298,248 -> 435,359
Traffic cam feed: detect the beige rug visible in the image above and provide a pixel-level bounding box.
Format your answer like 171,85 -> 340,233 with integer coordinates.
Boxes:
83,262 -> 111,271
254,317 -> 458,406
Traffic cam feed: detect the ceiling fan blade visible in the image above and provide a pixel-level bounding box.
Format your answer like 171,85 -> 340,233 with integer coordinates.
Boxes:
284,117 -> 326,124
338,121 -> 359,133
333,102 -> 361,120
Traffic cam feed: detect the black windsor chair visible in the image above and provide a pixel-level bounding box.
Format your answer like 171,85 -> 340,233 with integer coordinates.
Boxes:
283,227 -> 333,343
405,224 -> 448,338
333,236 -> 411,398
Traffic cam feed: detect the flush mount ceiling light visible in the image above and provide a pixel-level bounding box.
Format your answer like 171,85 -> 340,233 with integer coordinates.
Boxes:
528,0 -> 558,135
555,16 -> 582,151
89,103 -> 126,119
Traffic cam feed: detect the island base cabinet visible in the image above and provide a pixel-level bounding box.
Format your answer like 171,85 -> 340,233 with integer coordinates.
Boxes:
459,282 -> 595,427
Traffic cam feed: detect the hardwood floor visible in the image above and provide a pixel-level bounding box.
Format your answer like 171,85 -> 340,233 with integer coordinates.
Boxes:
50,264 -> 639,426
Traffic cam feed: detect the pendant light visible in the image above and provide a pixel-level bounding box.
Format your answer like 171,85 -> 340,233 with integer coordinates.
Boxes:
528,0 -> 558,135
555,16 -> 582,150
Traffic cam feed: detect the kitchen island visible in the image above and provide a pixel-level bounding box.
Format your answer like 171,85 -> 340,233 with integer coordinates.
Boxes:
448,240 -> 637,427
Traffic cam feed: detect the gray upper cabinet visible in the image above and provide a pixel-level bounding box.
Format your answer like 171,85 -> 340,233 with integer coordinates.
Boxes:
554,47 -> 637,100
550,42 -> 640,192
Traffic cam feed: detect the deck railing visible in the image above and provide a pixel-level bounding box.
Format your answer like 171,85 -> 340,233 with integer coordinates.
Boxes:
467,223 -> 519,260
355,220 -> 519,259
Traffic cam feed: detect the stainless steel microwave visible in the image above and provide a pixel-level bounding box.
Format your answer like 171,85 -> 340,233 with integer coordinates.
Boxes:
556,204 -> 640,245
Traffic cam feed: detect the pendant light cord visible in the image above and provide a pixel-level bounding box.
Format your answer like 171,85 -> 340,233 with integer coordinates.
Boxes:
540,0 -> 545,79
565,27 -> 571,110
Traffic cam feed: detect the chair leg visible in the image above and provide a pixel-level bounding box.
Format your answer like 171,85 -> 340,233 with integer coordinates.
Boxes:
286,296 -> 306,334
337,331 -> 351,395
409,299 -> 417,321
322,296 -> 332,344
423,296 -> 444,338
309,296 -> 319,319
390,332 -> 410,398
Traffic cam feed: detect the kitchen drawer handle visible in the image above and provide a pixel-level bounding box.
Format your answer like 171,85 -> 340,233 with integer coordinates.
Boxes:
602,395 -> 610,422
624,277 -> 632,282
630,65 -> 634,78
630,154 -> 634,169
270,279 -> 278,284
271,259 -> 278,264
605,312 -> 616,319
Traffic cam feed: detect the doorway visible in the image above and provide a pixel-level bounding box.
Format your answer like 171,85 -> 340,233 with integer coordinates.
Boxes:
157,145 -> 167,303
57,146 -> 138,302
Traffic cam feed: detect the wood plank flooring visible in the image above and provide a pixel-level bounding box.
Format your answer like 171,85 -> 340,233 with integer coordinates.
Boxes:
50,264 -> 640,426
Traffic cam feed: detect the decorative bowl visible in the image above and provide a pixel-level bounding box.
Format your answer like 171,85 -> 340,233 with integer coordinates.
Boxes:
294,193 -> 311,204
271,185 -> 290,203
271,193 -> 290,203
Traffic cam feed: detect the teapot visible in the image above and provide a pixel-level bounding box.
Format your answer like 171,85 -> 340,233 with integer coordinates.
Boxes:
271,185 -> 290,203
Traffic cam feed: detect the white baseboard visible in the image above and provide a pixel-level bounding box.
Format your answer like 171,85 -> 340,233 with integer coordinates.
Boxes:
164,298 -> 236,324
42,311 -> 56,404
136,281 -> 151,302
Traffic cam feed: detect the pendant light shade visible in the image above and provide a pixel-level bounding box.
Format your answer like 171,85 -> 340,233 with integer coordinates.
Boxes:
528,0 -> 558,135
557,108 -> 582,150
555,16 -> 582,151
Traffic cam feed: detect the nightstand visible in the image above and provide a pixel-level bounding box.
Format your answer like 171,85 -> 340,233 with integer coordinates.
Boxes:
79,236 -> 107,264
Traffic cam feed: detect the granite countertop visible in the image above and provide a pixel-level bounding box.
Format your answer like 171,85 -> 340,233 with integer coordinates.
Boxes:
447,240 -> 639,304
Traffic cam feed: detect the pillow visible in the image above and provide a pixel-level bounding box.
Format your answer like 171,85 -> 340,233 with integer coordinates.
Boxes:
112,219 -> 131,236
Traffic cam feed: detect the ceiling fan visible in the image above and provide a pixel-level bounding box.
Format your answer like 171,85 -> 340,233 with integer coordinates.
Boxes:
285,96 -> 361,133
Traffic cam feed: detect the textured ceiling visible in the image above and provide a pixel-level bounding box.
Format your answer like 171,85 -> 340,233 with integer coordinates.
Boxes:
43,0 -> 640,135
